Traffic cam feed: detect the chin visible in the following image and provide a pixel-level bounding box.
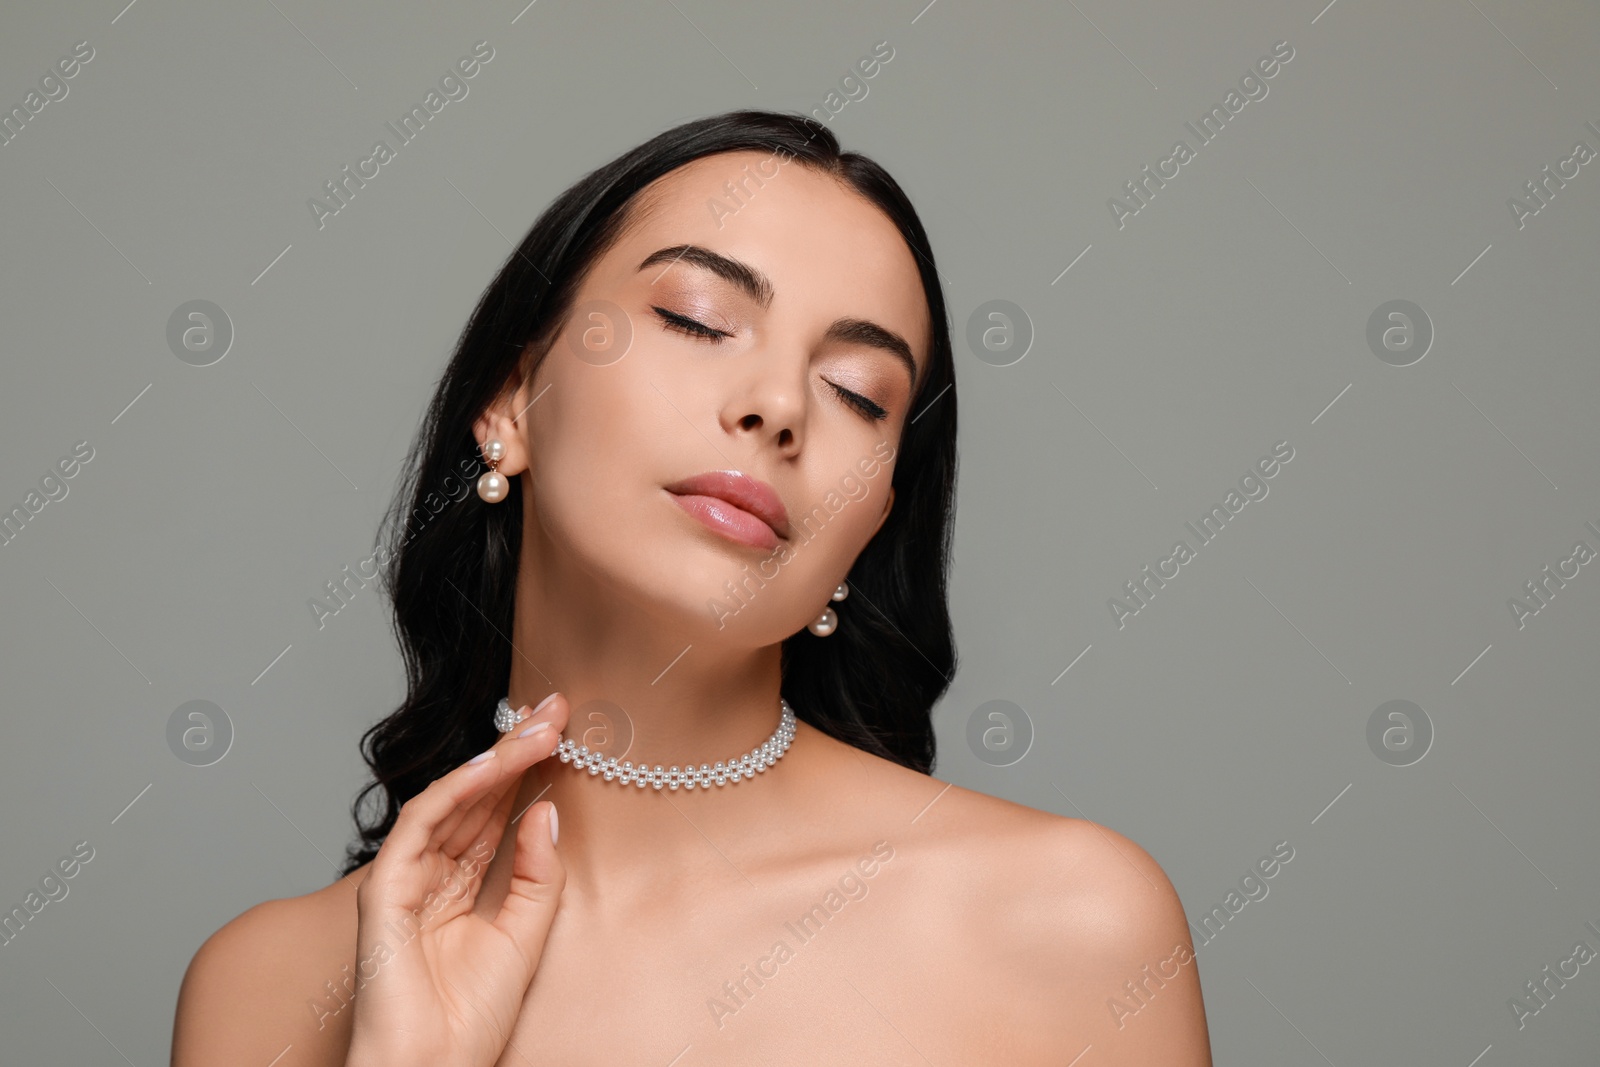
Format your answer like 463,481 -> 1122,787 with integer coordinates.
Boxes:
544,492 -> 799,642
657,551 -> 801,643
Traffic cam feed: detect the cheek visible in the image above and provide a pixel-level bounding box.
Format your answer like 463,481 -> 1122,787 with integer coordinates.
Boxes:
789,475 -> 888,573
526,363 -> 653,527
531,347 -> 665,462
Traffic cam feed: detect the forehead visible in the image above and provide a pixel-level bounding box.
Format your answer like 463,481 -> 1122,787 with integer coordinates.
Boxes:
611,150 -> 931,364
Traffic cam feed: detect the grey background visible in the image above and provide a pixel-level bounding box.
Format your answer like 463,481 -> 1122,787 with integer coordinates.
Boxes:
1,0 -> 1597,1062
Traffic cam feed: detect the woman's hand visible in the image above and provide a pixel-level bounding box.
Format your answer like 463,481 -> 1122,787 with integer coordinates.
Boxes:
344,693 -> 570,1067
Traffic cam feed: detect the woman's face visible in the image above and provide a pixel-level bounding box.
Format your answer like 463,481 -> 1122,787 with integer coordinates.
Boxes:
501,149 -> 932,645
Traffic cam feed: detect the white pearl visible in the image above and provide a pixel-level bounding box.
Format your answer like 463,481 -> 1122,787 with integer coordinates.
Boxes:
521,701 -> 795,789
483,438 -> 506,462
831,582 -> 849,601
477,470 -> 508,502
808,606 -> 837,636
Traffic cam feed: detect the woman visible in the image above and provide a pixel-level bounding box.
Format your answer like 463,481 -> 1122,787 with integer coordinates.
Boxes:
172,110 -> 1212,1065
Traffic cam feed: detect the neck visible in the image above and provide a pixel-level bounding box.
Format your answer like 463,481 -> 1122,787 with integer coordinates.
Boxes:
497,531 -> 815,899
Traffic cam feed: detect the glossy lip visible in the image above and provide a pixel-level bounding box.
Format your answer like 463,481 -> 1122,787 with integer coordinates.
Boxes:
665,470 -> 791,547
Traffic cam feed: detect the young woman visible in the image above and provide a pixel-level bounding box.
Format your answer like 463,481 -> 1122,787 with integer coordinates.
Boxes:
173,110 -> 1212,1065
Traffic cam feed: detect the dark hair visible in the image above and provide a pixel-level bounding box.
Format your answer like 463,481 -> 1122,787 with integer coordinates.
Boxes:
339,109 -> 958,878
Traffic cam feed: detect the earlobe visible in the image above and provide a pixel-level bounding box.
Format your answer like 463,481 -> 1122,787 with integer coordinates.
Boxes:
475,395 -> 528,475
475,423 -> 511,471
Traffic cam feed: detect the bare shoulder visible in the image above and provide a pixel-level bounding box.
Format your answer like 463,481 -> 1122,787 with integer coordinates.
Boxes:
848,755 -> 1212,1063
172,865 -> 369,1067
838,748 -> 1183,926
896,775 -> 1188,941
967,787 -> 1185,932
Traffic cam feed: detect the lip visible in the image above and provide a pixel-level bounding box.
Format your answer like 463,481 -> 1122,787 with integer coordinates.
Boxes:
665,470 -> 791,549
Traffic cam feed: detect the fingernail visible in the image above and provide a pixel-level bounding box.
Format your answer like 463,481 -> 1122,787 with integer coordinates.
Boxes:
549,804 -> 559,845
531,692 -> 560,716
468,749 -> 497,765
517,721 -> 551,739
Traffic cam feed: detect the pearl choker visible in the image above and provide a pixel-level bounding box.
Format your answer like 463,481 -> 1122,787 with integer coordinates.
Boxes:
494,696 -> 798,790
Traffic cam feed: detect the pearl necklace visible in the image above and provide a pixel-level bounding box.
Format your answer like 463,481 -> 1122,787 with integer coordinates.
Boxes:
494,696 -> 797,790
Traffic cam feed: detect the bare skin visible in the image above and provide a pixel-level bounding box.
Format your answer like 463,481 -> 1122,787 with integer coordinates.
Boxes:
173,150 -> 1211,1065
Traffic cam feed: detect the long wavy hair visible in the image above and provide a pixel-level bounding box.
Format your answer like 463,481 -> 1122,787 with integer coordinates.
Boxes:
339,109 -> 959,877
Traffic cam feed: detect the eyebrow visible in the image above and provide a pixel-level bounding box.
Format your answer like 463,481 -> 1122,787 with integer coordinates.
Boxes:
637,243 -> 919,393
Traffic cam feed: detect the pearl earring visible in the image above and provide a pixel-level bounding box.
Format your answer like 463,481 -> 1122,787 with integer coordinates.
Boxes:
807,582 -> 850,636
477,438 -> 508,503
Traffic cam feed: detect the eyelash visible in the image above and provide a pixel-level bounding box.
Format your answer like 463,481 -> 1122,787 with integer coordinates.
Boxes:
652,306 -> 728,341
650,306 -> 889,422
835,387 -> 889,422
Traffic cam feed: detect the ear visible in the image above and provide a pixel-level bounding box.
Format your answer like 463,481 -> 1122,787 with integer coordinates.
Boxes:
472,378 -> 535,475
866,485 -> 895,541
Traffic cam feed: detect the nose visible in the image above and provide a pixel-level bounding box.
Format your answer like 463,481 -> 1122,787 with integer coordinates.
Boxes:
722,345 -> 806,454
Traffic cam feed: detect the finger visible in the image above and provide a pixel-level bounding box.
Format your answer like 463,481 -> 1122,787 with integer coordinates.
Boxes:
422,783 -> 527,925
373,695 -> 570,880
429,780 -> 505,856
408,848 -> 488,929
438,766 -> 523,861
491,800 -> 565,981
426,704 -> 534,852
431,698 -> 569,855
432,697 -> 569,857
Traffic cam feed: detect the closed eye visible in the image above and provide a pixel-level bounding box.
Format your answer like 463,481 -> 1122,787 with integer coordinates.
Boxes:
651,306 -> 729,341
653,306 -> 888,421
828,382 -> 888,421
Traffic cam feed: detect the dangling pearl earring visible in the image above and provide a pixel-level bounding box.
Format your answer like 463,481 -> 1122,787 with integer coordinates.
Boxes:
477,438 -> 508,503
807,581 -> 850,636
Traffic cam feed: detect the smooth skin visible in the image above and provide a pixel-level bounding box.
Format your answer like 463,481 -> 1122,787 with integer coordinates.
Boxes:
173,151 -> 1212,1065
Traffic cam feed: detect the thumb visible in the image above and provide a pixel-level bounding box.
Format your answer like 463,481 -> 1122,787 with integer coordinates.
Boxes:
491,800 -> 565,978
